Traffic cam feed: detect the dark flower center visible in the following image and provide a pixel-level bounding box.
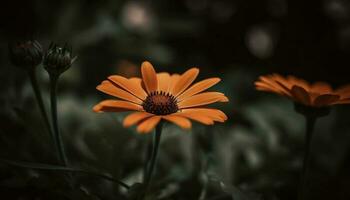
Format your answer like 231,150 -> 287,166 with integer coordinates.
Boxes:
142,91 -> 179,115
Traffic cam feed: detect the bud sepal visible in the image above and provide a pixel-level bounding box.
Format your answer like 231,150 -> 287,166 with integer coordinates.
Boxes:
43,43 -> 76,76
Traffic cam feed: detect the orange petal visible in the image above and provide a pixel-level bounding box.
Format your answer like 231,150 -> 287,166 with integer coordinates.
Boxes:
141,61 -> 158,94
172,68 -> 199,97
335,84 -> 350,98
287,76 -> 310,91
310,82 -> 332,94
259,76 -> 281,89
162,115 -> 192,129
129,77 -> 143,85
181,108 -> 227,122
93,105 -> 131,113
291,86 -> 311,105
255,81 -> 275,89
258,76 -> 290,95
178,92 -> 227,109
218,95 -> 229,102
177,78 -> 221,101
271,74 -> 293,95
168,74 -> 180,93
255,81 -> 277,90
93,100 -> 143,112
123,112 -> 154,127
175,112 -> 214,125
108,75 -> 147,100
336,84 -> 350,93
255,83 -> 281,93
255,82 -> 288,96
137,116 -> 161,134
157,72 -> 171,92
336,98 -> 350,104
129,77 -> 148,95
313,94 -> 339,107
97,81 -> 143,104
271,74 -> 291,89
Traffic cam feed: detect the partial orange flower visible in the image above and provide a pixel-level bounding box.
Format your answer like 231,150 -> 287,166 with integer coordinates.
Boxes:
255,74 -> 350,107
94,61 -> 228,133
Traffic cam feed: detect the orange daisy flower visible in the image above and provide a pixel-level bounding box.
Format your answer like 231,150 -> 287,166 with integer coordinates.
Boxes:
93,61 -> 228,133
255,74 -> 350,107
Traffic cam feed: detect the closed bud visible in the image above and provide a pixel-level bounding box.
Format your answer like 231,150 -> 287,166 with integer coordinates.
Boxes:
9,40 -> 43,70
43,43 -> 76,76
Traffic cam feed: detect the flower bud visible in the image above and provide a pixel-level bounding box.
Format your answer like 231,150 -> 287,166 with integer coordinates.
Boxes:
43,43 -> 76,76
9,40 -> 43,70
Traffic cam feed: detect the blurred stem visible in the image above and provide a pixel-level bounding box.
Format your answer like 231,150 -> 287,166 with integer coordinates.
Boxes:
143,137 -> 153,183
0,158 -> 130,189
28,69 -> 55,147
298,115 -> 317,200
198,159 -> 209,200
144,121 -> 163,187
49,74 -> 68,166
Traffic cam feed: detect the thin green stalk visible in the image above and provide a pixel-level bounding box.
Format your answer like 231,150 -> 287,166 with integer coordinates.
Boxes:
0,158 -> 130,189
28,70 -> 55,146
298,116 -> 317,200
49,75 -> 68,166
144,121 -> 163,187
143,137 -> 153,183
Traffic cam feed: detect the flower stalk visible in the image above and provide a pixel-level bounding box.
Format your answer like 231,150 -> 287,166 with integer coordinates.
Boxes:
9,40 -> 59,156
294,103 -> 330,200
144,121 -> 163,187
43,42 -> 75,166
298,115 -> 316,200
49,74 -> 68,166
28,69 -> 56,149
143,137 -> 153,183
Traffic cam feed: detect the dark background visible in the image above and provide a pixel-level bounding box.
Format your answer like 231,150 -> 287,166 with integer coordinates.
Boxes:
0,0 -> 350,199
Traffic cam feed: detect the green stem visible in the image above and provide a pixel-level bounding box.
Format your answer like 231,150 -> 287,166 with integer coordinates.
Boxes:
143,137 -> 153,183
298,115 -> 317,200
28,70 -> 55,147
0,158 -> 130,189
144,121 -> 163,187
49,75 -> 68,166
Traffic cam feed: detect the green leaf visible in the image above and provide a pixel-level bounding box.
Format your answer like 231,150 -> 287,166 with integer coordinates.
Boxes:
0,158 -> 130,190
